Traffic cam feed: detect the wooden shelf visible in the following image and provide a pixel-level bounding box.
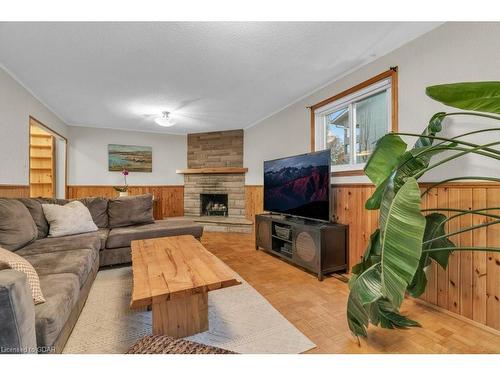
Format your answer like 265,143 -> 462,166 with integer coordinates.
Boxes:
272,234 -> 292,243
30,167 -> 52,171
30,145 -> 52,149
30,182 -> 52,185
176,167 -> 248,174
30,156 -> 52,160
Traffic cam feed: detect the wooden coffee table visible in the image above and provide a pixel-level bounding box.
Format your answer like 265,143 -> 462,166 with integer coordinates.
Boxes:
130,235 -> 240,338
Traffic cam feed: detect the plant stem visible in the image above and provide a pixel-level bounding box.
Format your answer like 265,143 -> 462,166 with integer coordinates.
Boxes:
414,140 -> 500,179
393,132 -> 500,158
423,219 -> 500,245
444,111 -> 500,121
428,128 -> 500,159
421,206 -> 500,220
422,246 -> 500,253
420,177 -> 500,196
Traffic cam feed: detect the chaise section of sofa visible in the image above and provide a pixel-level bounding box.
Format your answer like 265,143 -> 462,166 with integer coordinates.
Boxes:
0,194 -> 203,354
102,219 -> 203,266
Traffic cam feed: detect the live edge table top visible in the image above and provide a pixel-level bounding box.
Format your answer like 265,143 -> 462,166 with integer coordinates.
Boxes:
130,235 -> 240,309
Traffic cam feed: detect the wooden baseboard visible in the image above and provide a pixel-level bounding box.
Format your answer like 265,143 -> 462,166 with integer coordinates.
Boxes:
411,297 -> 500,338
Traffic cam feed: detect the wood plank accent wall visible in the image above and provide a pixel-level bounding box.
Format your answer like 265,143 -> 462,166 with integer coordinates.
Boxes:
187,130 -> 244,169
243,183 -> 500,332
0,185 -> 30,198
66,185 -> 184,219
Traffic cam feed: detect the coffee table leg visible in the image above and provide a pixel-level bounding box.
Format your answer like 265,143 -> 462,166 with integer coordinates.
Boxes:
152,292 -> 208,338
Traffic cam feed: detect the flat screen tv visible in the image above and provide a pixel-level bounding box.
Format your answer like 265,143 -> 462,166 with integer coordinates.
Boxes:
263,150 -> 331,222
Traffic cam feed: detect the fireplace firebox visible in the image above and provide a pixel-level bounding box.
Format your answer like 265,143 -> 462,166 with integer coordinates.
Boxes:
200,193 -> 228,216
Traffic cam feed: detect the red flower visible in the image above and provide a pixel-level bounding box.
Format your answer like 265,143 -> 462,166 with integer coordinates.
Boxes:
122,169 -> 129,176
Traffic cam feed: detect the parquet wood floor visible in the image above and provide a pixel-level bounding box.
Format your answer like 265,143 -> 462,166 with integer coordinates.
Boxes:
201,232 -> 500,354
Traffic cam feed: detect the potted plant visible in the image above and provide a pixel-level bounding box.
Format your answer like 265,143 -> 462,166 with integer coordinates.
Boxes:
113,168 -> 129,197
346,81 -> 500,338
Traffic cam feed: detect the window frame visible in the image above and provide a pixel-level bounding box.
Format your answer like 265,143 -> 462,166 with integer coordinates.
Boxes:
309,68 -> 398,177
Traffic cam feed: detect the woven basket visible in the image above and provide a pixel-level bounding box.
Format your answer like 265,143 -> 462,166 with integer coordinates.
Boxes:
127,335 -> 236,354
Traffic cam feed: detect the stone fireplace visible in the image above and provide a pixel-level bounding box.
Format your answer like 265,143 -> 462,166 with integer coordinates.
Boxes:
184,173 -> 245,218
177,129 -> 252,233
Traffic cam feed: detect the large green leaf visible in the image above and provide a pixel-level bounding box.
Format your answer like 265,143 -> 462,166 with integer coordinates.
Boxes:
407,213 -> 456,298
414,112 -> 446,148
350,229 -> 381,287
363,135 -> 407,210
370,298 -> 421,329
422,213 -> 455,269
407,254 -> 431,298
380,177 -> 426,307
346,264 -> 383,337
364,134 -> 407,185
365,113 -> 447,210
426,82 -> 500,114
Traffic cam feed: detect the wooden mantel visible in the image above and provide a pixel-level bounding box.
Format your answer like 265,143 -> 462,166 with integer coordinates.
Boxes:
176,167 -> 248,174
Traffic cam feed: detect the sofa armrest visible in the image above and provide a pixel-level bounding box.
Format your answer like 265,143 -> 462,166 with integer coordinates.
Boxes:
0,269 -> 37,354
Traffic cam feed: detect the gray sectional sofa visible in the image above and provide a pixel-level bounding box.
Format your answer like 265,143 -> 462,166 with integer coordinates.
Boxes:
0,194 -> 203,354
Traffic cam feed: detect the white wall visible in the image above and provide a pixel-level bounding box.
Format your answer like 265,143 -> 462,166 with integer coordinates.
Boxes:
244,22 -> 500,185
55,137 -> 66,198
0,66 -> 68,184
68,126 -> 186,186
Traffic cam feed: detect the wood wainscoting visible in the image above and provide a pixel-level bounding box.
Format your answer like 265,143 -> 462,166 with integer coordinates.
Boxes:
0,185 -> 30,198
66,185 -> 184,219
243,183 -> 500,332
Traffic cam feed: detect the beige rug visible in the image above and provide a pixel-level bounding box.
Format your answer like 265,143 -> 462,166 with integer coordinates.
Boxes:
63,266 -> 316,354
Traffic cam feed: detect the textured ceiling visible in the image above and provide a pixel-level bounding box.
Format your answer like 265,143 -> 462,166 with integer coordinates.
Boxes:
0,22 -> 440,134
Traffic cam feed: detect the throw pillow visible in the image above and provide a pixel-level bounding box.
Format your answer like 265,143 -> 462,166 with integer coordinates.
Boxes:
0,198 -> 38,250
42,201 -> 98,237
0,246 -> 45,304
108,194 -> 154,228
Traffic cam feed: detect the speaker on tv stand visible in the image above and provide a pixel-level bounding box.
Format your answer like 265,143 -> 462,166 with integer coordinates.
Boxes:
255,213 -> 348,281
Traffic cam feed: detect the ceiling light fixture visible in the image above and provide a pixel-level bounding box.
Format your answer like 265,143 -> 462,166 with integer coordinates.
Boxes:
154,111 -> 175,127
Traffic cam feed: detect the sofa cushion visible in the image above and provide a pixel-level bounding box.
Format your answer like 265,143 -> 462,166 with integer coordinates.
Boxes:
42,201 -> 98,238
0,246 -> 45,304
99,246 -> 131,266
35,273 -> 80,348
78,197 -> 109,228
106,220 -> 203,249
108,194 -> 154,228
16,230 -> 105,257
17,198 -> 69,239
0,198 -> 37,251
17,198 -> 51,239
24,248 -> 97,288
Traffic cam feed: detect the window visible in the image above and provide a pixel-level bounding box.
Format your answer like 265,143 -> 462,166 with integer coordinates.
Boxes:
311,69 -> 397,175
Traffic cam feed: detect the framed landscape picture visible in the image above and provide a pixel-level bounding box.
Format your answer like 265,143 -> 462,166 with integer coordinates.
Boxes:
108,144 -> 152,172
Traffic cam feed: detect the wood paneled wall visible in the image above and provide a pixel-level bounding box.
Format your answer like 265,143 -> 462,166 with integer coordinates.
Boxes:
244,183 -> 500,332
66,185 -> 184,219
0,185 -> 30,198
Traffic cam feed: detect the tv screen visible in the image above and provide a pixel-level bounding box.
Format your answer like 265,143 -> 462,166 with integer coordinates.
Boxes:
263,150 -> 331,222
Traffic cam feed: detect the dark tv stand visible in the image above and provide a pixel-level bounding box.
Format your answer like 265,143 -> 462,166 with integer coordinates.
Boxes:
255,214 -> 348,281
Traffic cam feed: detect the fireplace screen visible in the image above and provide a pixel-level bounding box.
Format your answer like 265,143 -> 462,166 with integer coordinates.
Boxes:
200,194 -> 228,216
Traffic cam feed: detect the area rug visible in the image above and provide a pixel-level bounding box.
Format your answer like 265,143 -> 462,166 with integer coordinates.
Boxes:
63,266 -> 316,354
